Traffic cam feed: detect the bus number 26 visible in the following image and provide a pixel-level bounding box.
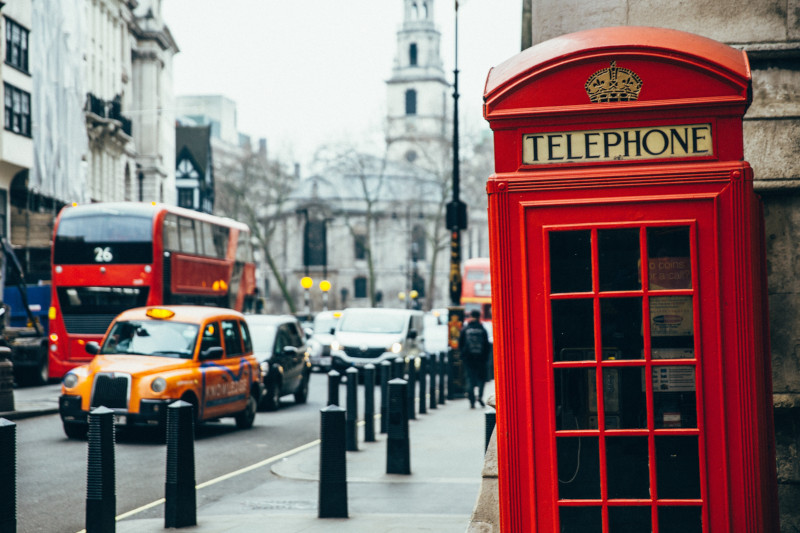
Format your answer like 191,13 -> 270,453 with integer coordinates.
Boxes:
94,247 -> 113,262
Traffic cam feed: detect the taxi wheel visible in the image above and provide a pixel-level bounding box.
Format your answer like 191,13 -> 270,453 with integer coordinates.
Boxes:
294,372 -> 309,404
235,393 -> 257,429
260,379 -> 282,411
63,422 -> 88,440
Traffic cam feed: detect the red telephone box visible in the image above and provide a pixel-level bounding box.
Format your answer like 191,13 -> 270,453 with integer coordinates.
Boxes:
483,27 -> 778,532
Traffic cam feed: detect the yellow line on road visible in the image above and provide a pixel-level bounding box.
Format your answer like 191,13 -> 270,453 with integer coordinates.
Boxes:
74,439 -> 321,532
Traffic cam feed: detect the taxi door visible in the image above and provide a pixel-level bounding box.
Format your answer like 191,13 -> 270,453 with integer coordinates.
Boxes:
200,319 -> 249,420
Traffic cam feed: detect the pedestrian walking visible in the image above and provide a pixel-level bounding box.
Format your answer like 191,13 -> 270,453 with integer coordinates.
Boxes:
459,310 -> 490,408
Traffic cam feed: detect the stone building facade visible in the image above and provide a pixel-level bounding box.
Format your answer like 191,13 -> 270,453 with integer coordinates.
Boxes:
8,0 -> 177,282
522,1 -> 800,529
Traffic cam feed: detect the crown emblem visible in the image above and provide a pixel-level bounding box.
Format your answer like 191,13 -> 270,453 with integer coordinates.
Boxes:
585,61 -> 643,103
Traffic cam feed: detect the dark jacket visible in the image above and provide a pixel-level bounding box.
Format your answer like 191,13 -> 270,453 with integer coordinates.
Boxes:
459,319 -> 490,378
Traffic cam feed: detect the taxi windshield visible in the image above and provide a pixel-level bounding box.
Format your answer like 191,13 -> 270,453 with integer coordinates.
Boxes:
101,320 -> 199,358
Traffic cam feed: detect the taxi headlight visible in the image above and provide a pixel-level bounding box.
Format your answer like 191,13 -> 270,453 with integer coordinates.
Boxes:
151,377 -> 167,393
63,372 -> 79,389
331,341 -> 341,352
390,342 -> 403,354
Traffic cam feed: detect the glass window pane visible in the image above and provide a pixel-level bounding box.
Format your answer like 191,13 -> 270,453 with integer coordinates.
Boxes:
610,367 -> 647,429
550,230 -> 592,293
653,366 -> 697,428
658,506 -> 702,533
649,296 -> 694,357
608,506 -> 652,532
656,436 -> 700,499
601,297 -> 643,360
598,228 -> 641,291
552,299 -> 594,361
555,368 -> 597,430
607,436 -> 650,499
647,227 -> 691,290
559,507 -> 601,533
557,436 -> 600,499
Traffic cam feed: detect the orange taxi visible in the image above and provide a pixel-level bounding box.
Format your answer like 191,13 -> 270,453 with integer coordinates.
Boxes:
58,305 -> 262,439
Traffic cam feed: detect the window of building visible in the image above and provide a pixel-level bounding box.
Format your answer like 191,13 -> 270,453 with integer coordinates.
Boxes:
177,188 -> 194,209
405,89 -> 417,115
176,158 -> 200,180
304,219 -> 327,266
4,83 -> 30,137
5,18 -> 29,72
354,276 -> 368,299
409,43 -> 418,66
411,224 -> 426,261
0,189 -> 6,239
354,233 -> 367,260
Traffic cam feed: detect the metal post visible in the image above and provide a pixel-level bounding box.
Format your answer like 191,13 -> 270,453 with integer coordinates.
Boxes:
85,406 -> 116,533
429,354 -> 438,410
165,400 -> 196,528
386,378 -> 410,475
363,364 -> 376,442
380,360 -> 391,434
0,418 -> 16,533
393,356 -> 405,380
345,367 -> 358,451
319,405 -> 348,518
407,357 -> 417,420
438,352 -> 447,405
327,370 -> 341,406
485,408 -> 497,453
418,357 -> 427,415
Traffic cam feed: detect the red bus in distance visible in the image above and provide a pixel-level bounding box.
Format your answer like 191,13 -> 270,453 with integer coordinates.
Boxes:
48,202 -> 256,379
461,257 -> 492,321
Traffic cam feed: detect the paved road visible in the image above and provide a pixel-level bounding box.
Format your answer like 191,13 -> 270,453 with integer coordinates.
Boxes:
12,376 -> 328,533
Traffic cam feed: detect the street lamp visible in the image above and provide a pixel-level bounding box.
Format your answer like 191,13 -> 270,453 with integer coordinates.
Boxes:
301,276 -> 313,317
320,279 -> 331,311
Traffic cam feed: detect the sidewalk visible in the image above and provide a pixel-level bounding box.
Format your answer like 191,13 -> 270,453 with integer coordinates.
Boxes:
6,382 -> 490,533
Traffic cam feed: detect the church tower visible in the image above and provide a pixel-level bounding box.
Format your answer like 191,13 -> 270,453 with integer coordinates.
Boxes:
386,0 -> 450,169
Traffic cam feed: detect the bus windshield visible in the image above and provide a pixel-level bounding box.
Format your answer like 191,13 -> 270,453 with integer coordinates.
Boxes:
53,214 -> 153,264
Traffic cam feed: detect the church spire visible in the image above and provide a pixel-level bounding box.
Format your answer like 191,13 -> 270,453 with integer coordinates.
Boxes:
386,0 -> 449,166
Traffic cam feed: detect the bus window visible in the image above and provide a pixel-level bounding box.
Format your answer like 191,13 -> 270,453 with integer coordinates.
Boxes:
178,217 -> 196,254
164,214 -> 179,251
199,222 -> 216,257
212,224 -> 229,258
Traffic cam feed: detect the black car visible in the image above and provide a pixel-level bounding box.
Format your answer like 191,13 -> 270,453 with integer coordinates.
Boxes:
245,314 -> 312,411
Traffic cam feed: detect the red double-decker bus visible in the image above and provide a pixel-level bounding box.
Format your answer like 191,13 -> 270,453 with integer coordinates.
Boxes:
48,202 -> 256,379
461,257 -> 492,321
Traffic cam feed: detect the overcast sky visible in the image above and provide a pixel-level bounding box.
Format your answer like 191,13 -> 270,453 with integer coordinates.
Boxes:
162,1 -> 522,171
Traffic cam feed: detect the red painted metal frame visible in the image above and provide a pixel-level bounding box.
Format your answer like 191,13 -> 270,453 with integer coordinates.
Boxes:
483,27 -> 778,532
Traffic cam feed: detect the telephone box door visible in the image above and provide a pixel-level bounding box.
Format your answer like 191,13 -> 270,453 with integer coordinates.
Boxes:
527,196 -> 723,532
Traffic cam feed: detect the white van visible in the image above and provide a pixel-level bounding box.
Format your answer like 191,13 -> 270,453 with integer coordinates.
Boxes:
330,308 -> 425,372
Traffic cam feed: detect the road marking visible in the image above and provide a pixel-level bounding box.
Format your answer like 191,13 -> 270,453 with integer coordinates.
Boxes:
74,439 -> 321,532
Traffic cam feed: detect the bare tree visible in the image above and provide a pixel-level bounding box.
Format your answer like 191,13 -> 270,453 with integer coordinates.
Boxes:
313,143 -> 393,307
214,145 -> 299,313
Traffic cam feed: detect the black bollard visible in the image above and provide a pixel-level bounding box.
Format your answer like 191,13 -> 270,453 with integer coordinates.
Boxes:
418,357 -> 427,415
363,364 -> 376,442
319,405 -> 348,518
0,418 -> 16,533
407,357 -> 417,420
393,356 -> 404,380
327,370 -> 341,406
85,406 -> 116,533
165,400 -> 196,528
485,408 -> 496,452
429,354 -> 438,410
438,352 -> 447,405
380,360 -> 392,434
386,378 -> 410,475
345,367 -> 359,451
